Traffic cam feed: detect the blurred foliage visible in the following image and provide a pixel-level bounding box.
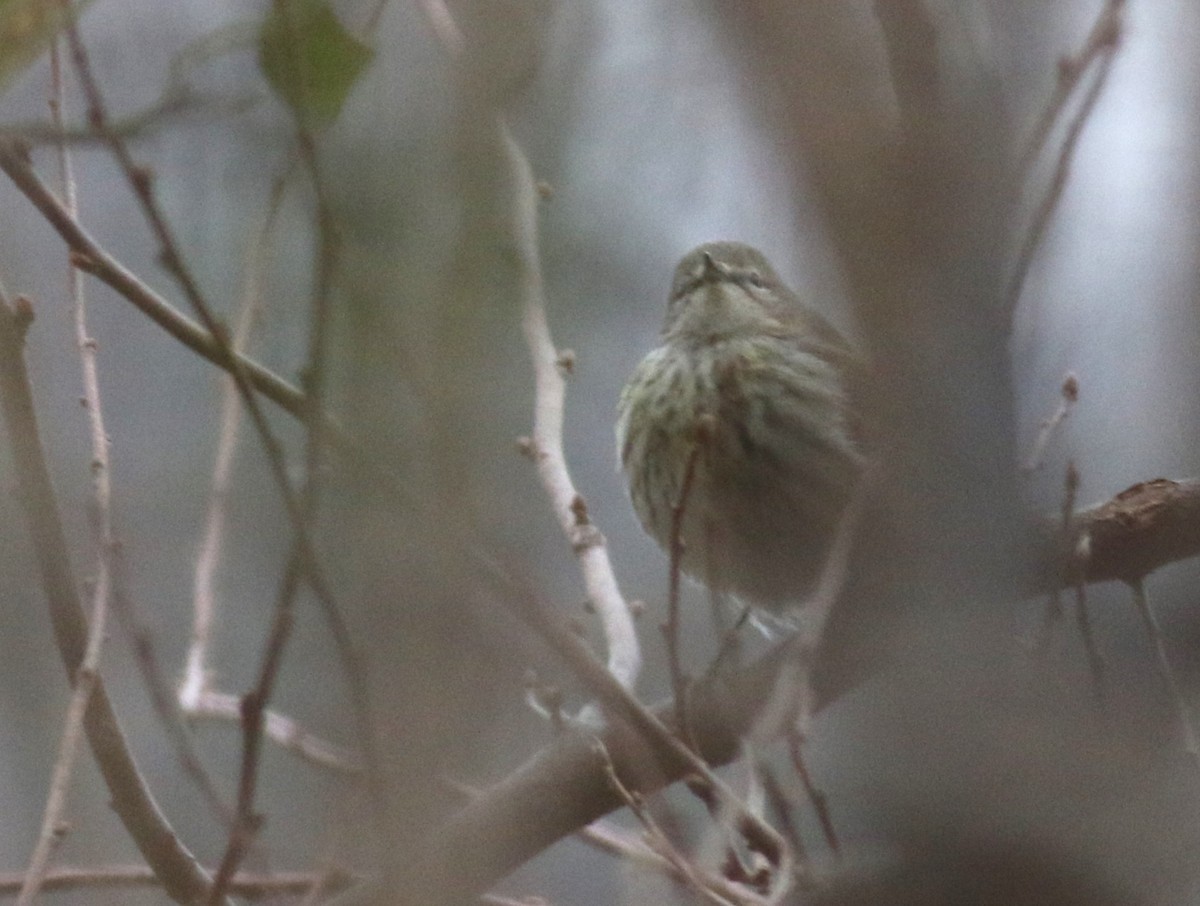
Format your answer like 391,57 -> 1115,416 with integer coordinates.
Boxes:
0,0 -> 90,93
258,0 -> 373,126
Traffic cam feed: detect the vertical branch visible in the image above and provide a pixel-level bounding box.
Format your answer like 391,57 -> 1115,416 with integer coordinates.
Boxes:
1023,372 -> 1079,474
179,169 -> 290,713
18,43 -> 112,905
58,17 -> 344,662
506,120 -> 643,694
1129,579 -> 1200,763
209,18 -> 384,892
417,0 -> 642,696
0,285 -> 220,903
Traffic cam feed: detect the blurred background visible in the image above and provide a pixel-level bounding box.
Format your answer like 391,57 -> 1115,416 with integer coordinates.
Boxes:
0,0 -> 1199,903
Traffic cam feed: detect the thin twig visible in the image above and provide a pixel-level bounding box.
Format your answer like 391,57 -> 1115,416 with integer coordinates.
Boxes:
664,424 -> 710,745
1062,461 -> 1105,691
1129,579 -> 1200,766
59,20 -> 331,621
1038,459 -> 1080,645
180,168 -> 291,716
1017,0 -> 1125,178
1072,580 -> 1105,698
209,50 -> 384,897
206,566 -> 299,906
508,128 -> 641,694
1023,372 -> 1079,474
755,764 -> 806,864
173,163 -> 362,780
186,691 -> 362,775
491,566 -> 794,904
17,41 -> 114,906
596,742 -> 755,906
0,139 -> 305,416
785,731 -> 839,857
0,288 -> 221,904
1006,3 -> 1123,316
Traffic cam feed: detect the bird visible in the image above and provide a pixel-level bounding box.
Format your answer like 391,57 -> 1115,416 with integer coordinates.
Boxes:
616,241 -> 864,613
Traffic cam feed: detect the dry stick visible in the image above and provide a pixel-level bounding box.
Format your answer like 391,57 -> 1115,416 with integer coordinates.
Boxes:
1005,11 -> 1122,318
177,164 -> 358,775
418,0 -> 641,697
0,293 -> 221,904
1023,372 -> 1079,474
783,731 -> 838,857
1129,579 -> 1200,765
60,23 -> 381,895
180,171 -> 289,715
1063,461 -> 1105,691
597,744 -> 751,906
17,44 -> 116,906
493,565 -> 793,905
0,140 -> 304,415
508,123 -> 641,694
208,120 -> 381,901
59,23 -> 364,722
1016,0 -> 1125,179
1039,459 -> 1080,641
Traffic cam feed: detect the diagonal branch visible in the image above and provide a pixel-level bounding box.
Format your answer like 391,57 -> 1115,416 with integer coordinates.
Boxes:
430,476 -> 1200,898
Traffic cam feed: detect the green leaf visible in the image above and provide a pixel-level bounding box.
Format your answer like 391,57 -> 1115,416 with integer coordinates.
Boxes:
258,0 -> 373,126
0,0 -> 91,94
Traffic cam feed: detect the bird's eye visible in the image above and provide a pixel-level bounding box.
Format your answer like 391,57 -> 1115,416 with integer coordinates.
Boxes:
745,271 -> 766,289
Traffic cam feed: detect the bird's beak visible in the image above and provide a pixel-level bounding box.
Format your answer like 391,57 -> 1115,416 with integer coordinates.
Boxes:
700,251 -> 723,283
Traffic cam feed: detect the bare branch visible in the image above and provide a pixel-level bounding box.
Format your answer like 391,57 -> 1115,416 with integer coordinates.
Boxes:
1023,372 -> 1080,474
1017,0 -> 1125,177
18,43 -> 115,906
417,0 -> 642,695
180,169 -> 291,717
0,139 -> 306,417
434,474 -> 1200,897
0,291 -> 220,904
186,691 -> 362,775
1006,2 -> 1124,316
